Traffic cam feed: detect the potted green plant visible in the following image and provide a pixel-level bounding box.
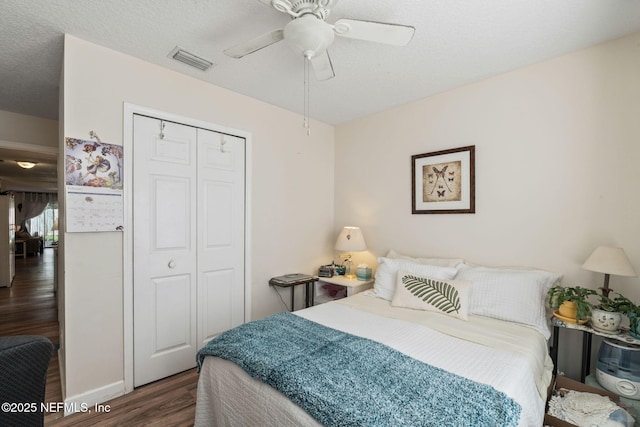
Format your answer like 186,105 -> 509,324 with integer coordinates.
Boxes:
548,286 -> 596,324
624,300 -> 640,339
591,293 -> 632,333
628,310 -> 640,339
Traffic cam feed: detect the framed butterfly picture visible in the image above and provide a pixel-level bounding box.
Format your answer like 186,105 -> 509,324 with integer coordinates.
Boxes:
411,145 -> 475,214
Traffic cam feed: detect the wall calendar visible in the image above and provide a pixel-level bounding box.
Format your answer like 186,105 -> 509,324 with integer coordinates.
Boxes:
64,137 -> 124,232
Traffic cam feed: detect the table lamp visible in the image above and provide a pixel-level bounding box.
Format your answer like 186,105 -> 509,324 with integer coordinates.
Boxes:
335,226 -> 367,279
582,246 -> 637,297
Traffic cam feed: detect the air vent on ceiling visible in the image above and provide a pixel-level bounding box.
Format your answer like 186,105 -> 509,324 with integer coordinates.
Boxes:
168,46 -> 215,71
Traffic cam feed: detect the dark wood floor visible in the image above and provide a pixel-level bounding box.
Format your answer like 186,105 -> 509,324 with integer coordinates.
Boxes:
0,248 -> 62,420
0,248 -> 199,426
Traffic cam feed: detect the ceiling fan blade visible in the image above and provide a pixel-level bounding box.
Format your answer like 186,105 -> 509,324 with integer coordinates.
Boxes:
333,19 -> 415,46
310,50 -> 335,81
224,29 -> 284,58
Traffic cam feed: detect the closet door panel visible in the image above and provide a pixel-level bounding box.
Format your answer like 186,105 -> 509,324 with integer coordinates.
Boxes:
154,177 -> 190,249
133,115 -> 198,387
197,130 -> 245,346
200,269 -> 235,343
152,274 -> 192,351
203,182 -> 233,249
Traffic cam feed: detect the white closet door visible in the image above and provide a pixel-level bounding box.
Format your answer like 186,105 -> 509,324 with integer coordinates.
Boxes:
133,115 -> 198,387
196,129 -> 245,345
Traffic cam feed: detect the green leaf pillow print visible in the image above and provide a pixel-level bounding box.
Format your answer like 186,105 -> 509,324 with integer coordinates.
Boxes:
391,271 -> 473,320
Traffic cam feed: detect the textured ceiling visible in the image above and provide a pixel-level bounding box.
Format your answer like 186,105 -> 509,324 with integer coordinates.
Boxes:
4,0 -> 640,193
1,0 -> 640,127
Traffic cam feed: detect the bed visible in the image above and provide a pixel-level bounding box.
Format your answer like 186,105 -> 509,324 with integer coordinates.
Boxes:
195,253 -> 557,427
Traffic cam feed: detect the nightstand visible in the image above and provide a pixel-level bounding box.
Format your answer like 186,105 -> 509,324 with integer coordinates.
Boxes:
315,276 -> 374,305
550,316 -> 640,382
269,274 -> 318,312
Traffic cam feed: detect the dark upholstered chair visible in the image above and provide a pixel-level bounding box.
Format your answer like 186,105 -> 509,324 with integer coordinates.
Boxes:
0,335 -> 54,427
14,230 -> 44,256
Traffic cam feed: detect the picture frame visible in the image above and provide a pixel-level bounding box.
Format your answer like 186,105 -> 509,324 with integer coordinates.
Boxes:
411,145 -> 475,214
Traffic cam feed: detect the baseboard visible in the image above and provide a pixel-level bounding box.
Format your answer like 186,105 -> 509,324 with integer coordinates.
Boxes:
63,380 -> 125,416
57,348 -> 66,400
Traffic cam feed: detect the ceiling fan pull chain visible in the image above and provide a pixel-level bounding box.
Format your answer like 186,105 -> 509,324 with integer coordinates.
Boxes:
303,55 -> 311,136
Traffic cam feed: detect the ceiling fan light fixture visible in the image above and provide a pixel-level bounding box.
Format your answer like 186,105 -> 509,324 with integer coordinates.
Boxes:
284,15 -> 334,58
266,0 -> 334,19
17,161 -> 37,169
237,0 -> 414,135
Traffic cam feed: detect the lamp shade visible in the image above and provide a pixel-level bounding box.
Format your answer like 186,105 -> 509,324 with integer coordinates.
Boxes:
582,246 -> 637,277
335,226 -> 367,252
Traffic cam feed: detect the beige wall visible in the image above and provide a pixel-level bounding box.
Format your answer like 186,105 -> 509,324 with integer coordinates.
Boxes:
62,35 -> 335,401
335,32 -> 640,378
0,110 -> 58,147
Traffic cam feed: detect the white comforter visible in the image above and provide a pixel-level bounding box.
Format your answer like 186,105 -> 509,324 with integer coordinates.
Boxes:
196,293 -> 552,426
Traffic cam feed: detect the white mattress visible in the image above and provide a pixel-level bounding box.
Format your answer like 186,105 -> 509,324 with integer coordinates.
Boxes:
195,293 -> 552,426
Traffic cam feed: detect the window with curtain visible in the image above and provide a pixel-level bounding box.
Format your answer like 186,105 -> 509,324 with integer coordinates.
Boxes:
26,202 -> 58,247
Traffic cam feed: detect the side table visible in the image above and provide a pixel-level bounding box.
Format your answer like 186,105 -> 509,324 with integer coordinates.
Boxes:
315,276 -> 374,305
551,316 -> 640,382
269,274 -> 318,312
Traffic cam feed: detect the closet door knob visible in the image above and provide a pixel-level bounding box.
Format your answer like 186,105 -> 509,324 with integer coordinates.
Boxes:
168,260 -> 176,268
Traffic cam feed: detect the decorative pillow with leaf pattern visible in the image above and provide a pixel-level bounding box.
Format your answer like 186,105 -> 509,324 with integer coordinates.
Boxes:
391,271 -> 473,320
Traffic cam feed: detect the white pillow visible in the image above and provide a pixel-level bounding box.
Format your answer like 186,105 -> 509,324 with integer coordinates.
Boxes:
386,249 -> 464,268
391,271 -> 473,320
374,257 -> 458,301
455,266 -> 559,338
461,261 -> 562,283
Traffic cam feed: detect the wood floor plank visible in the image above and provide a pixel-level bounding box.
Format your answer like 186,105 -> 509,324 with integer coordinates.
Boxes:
0,248 -> 63,422
46,370 -> 199,426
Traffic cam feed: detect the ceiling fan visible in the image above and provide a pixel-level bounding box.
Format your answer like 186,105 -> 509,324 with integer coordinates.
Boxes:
224,0 -> 415,81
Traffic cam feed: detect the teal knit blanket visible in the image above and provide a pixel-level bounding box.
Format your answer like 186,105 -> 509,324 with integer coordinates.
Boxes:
197,311 -> 521,427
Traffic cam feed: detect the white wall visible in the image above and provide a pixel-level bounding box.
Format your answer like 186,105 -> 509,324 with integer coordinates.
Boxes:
335,32 -> 640,379
62,35 -> 335,401
0,110 -> 58,147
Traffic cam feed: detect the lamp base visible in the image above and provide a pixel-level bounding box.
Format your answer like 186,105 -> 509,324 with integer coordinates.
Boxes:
600,273 -> 612,297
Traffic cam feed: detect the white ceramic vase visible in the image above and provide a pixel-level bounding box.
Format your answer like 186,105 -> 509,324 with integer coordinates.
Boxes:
590,307 -> 622,333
